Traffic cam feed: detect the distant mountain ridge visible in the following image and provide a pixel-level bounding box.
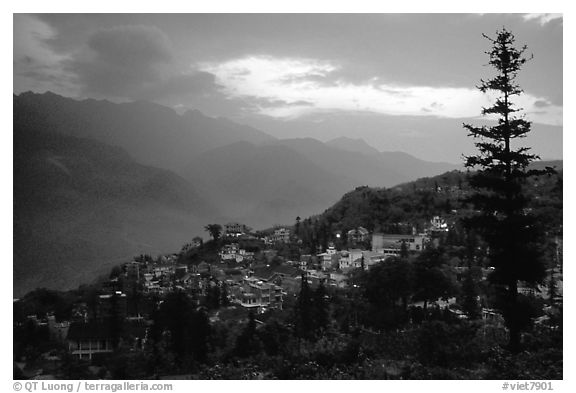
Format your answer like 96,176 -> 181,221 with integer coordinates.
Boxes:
15,92 -> 462,230
326,136 -> 382,156
14,91 -> 276,172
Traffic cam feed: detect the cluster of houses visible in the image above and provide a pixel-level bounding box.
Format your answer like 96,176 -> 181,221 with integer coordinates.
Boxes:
21,214 -> 517,366
223,222 -> 292,245
219,243 -> 255,263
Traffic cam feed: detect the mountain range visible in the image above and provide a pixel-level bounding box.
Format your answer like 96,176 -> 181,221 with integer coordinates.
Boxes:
14,92 -> 464,295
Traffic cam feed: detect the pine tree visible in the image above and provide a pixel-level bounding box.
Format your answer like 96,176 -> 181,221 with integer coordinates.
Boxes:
294,274 -> 314,340
235,310 -> 261,358
463,28 -> 548,352
461,268 -> 481,320
295,216 -> 301,237
313,279 -> 329,332
220,282 -> 230,307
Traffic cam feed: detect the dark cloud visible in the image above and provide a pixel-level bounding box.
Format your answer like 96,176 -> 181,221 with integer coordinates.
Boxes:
88,25 -> 173,66
67,25 -> 175,98
64,24 -> 223,104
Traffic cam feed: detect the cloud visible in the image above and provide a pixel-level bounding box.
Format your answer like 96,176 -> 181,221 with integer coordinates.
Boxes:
522,14 -> 563,26
202,55 -> 562,126
61,24 -> 223,104
66,25 -> 175,98
13,15 -> 77,95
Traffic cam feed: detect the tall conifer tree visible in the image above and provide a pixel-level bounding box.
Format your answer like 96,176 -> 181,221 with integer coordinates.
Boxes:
463,29 -> 548,352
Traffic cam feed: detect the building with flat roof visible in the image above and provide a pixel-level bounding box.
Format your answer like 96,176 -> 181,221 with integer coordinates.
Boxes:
372,233 -> 426,255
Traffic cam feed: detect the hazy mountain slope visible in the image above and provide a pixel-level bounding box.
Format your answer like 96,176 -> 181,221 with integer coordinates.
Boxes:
13,126 -> 215,297
375,151 -> 461,180
184,141 -> 350,228
13,92 -> 275,172
326,136 -> 381,156
271,138 -> 461,188
183,137 -> 462,228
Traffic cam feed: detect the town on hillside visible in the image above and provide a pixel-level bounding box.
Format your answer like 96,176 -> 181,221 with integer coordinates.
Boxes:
14,213 -> 563,379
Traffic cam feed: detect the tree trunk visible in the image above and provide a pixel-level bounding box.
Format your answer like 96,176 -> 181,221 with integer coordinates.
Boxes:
508,279 -> 521,353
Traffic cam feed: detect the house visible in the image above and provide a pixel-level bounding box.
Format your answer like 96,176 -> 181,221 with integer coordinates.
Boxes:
47,315 -> 70,342
225,222 -> 248,237
67,321 -> 116,360
250,265 -> 300,295
363,251 -> 388,268
343,249 -> 364,270
96,292 -> 127,320
124,261 -> 141,281
196,261 -> 212,273
317,253 -> 332,271
67,317 -> 148,360
175,265 -> 188,279
327,272 -> 347,288
252,264 -> 299,282
429,216 -> 449,234
223,268 -> 246,284
219,243 -> 254,263
372,233 -> 426,255
233,277 -> 283,312
269,227 -> 291,243
304,270 -> 329,288
347,227 -> 370,244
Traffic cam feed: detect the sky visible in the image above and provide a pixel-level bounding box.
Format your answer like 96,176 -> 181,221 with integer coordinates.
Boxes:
13,13 -> 563,163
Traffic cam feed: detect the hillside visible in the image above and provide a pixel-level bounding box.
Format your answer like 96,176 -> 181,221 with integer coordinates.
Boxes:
302,162 -> 562,243
270,137 -> 460,188
13,126 -> 216,296
183,137 -> 461,228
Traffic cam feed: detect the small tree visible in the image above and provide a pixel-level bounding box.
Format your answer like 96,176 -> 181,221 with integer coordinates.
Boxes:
463,28 -> 548,352
294,274 -> 314,340
312,279 -> 329,332
204,224 -> 222,242
461,268 -> 481,320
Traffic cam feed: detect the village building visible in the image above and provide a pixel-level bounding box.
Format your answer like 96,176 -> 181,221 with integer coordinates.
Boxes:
347,226 -> 370,244
96,292 -> 127,320
372,233 -> 427,256
225,222 -> 248,237
219,243 -> 255,263
67,321 -> 116,360
232,277 -> 283,312
269,227 -> 291,243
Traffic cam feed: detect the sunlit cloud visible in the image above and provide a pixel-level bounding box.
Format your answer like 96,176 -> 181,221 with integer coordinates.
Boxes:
201,56 -> 562,126
522,13 -> 563,26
